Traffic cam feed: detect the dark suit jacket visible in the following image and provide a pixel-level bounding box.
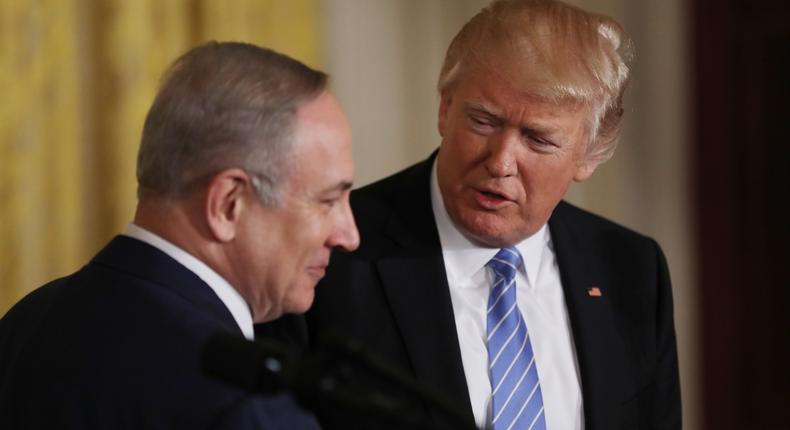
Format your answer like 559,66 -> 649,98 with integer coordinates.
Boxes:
307,153 -> 682,429
0,236 -> 320,430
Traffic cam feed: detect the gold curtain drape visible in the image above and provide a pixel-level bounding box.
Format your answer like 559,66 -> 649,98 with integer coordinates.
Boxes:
0,0 -> 321,314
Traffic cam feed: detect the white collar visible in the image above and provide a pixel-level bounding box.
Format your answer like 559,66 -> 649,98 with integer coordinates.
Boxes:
429,159 -> 549,287
122,224 -> 255,340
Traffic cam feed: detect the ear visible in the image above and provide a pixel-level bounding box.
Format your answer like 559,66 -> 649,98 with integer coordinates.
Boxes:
573,158 -> 599,182
204,168 -> 252,242
437,90 -> 453,138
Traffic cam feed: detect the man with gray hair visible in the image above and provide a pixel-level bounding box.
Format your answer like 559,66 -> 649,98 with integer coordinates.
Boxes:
0,41 -> 359,429
306,1 -> 681,429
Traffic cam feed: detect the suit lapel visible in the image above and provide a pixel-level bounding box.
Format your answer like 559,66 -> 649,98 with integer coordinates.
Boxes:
374,154 -> 475,426
548,202 -> 632,430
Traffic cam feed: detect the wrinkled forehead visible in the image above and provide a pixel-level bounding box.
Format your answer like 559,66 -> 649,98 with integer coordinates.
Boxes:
444,64 -> 594,149
453,64 -> 591,121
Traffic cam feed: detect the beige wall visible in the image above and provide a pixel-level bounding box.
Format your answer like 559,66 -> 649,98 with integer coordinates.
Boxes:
320,0 -> 699,428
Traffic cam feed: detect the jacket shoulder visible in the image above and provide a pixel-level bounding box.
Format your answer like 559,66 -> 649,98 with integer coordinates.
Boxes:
0,276 -> 71,333
351,158 -> 431,213
347,157 -> 436,252
551,200 -> 659,248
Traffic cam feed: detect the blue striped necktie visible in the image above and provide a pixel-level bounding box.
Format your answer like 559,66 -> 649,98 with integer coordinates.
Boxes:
486,247 -> 546,430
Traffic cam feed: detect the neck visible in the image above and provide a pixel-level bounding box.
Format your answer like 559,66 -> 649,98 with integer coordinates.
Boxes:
133,196 -> 212,264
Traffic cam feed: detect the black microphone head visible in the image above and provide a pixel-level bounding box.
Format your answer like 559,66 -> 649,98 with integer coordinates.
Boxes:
202,333 -> 293,394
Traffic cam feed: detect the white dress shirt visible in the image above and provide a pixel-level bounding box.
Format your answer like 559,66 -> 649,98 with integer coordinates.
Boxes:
123,224 -> 255,340
430,162 -> 584,430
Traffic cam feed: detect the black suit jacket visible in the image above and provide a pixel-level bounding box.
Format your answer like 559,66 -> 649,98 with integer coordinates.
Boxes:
0,236 -> 319,430
307,153 -> 681,429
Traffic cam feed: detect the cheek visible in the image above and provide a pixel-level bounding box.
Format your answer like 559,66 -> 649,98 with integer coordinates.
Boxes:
441,141 -> 481,183
307,216 -> 331,245
290,214 -> 333,259
519,164 -> 576,205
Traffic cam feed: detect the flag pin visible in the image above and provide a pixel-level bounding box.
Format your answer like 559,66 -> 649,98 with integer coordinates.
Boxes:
587,287 -> 602,297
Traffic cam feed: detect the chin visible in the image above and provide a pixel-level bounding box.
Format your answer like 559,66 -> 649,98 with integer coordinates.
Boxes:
465,230 -> 518,248
283,288 -> 316,315
454,213 -> 514,247
458,206 -> 543,246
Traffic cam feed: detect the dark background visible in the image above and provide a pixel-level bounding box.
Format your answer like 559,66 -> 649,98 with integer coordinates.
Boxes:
693,0 -> 790,428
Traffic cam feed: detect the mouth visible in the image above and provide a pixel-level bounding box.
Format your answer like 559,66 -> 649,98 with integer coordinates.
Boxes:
474,188 -> 515,210
306,265 -> 327,280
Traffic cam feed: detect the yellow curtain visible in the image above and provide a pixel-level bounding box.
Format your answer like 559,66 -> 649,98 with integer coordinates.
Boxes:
0,0 -> 321,315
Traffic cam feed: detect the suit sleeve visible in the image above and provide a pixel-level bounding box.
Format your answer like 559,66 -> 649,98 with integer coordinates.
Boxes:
651,239 -> 683,429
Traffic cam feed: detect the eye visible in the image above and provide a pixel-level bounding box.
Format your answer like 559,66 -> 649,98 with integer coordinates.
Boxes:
322,190 -> 351,209
322,197 -> 339,207
522,131 -> 558,152
468,114 -> 496,134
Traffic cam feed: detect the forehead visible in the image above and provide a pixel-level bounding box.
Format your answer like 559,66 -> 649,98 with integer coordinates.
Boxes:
283,92 -> 353,188
295,92 -> 350,134
452,66 -> 591,128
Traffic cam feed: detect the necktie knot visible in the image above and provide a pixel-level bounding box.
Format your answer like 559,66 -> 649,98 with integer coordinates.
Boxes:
487,247 -> 523,281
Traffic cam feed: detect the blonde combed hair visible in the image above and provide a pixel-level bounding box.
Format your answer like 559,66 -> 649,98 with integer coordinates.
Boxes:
438,0 -> 634,165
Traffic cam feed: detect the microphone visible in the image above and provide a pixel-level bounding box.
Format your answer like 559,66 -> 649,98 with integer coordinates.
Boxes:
202,332 -> 478,430
202,333 -> 400,415
202,334 -> 295,394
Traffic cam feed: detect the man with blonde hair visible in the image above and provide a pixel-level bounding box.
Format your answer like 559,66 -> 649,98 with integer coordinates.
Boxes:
306,1 -> 681,429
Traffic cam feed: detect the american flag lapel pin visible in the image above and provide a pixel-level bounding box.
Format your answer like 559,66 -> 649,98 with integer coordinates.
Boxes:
587,286 -> 602,297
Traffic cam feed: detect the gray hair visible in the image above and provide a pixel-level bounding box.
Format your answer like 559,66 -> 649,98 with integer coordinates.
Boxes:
438,0 -> 634,165
137,41 -> 328,205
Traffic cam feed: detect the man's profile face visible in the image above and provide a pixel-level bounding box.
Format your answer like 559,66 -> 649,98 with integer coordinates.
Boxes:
237,92 -> 359,322
436,66 -> 595,248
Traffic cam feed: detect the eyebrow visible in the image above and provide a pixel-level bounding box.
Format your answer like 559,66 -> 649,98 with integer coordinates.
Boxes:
466,101 -> 558,136
465,102 -> 502,118
318,180 -> 354,195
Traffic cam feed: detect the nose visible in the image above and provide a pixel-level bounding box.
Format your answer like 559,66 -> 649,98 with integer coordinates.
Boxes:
328,199 -> 360,252
484,130 -> 519,178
